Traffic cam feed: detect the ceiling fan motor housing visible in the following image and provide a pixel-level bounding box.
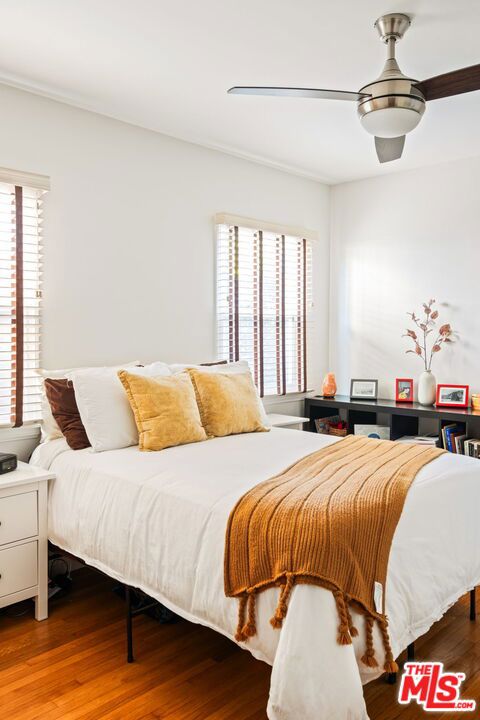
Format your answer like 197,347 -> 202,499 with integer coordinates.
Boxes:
357,13 -> 425,138
357,78 -> 425,138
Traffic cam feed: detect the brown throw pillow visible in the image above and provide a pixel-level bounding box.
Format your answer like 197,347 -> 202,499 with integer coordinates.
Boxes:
44,378 -> 90,450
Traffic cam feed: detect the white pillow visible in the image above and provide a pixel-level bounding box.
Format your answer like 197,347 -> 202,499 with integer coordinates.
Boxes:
38,361 -> 140,442
169,360 -> 270,427
72,361 -> 172,452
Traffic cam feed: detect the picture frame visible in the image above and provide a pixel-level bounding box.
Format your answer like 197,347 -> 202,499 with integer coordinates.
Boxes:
396,378 -> 414,403
435,384 -> 469,409
350,379 -> 378,401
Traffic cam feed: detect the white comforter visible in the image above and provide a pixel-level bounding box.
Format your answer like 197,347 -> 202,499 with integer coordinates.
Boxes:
31,429 -> 480,720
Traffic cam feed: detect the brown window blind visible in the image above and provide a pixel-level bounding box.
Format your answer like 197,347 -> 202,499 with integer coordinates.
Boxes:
0,181 -> 44,426
216,220 -> 312,397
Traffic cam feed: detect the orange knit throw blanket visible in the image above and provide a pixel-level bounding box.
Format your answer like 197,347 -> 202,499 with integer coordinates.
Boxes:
224,435 -> 444,672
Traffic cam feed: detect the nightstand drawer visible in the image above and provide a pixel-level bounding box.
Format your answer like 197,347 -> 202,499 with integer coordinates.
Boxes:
0,491 -> 38,545
0,541 -> 38,598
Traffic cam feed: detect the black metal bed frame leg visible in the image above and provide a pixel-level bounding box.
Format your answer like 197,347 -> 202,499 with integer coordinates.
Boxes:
470,588 -> 476,622
126,585 -> 134,663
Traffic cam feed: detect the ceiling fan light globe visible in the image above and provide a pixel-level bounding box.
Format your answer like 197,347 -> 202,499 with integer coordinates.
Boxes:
360,107 -> 422,138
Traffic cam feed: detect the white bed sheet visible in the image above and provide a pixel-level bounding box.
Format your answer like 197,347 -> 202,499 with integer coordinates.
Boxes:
31,429 -> 480,720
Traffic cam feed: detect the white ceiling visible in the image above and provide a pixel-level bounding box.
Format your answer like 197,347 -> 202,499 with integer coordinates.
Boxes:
0,0 -> 479,184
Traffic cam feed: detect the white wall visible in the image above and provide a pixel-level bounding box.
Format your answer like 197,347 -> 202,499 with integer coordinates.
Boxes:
3,81 -> 480,458
0,83 -> 330,457
330,155 -> 480,400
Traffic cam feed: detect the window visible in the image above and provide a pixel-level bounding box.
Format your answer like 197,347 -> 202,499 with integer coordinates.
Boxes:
216,214 -> 313,397
0,169 -> 49,427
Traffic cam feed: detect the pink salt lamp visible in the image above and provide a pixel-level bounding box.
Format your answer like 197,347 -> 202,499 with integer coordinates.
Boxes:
322,372 -> 337,398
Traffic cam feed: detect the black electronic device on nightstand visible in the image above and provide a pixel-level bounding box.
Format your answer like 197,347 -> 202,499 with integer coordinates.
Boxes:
0,452 -> 17,474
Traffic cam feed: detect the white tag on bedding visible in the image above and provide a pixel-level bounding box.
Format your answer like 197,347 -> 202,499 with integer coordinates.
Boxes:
374,581 -> 383,614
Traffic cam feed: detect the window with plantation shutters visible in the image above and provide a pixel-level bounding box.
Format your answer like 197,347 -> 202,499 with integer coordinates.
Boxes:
216,214 -> 314,397
0,171 -> 48,427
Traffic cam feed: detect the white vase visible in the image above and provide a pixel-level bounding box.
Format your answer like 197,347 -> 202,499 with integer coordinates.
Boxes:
418,370 -> 436,406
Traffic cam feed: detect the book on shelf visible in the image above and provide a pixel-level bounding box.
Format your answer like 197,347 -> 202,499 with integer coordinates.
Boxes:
448,431 -> 464,453
464,439 -> 480,458
396,435 -> 439,445
442,424 -> 465,452
436,433 -> 480,458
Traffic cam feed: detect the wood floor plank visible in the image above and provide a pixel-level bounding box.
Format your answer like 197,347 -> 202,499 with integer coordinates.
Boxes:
0,567 -> 478,719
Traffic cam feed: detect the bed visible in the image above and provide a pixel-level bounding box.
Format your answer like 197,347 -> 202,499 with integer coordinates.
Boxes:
31,427 -> 480,720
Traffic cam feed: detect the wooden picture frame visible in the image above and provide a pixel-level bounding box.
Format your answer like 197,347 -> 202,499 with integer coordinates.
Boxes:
350,379 -> 378,401
396,378 -> 414,403
436,384 -> 469,408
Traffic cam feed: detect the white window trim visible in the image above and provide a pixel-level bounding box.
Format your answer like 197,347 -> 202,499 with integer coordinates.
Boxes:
214,213 -> 318,243
0,167 -> 50,192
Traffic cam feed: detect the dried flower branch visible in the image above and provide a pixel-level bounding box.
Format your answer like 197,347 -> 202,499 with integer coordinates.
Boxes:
402,299 -> 454,371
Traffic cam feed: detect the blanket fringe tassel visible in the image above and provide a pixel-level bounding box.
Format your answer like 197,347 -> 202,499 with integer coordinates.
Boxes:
235,591 -> 257,642
235,580 -> 398,675
334,590 -> 353,645
243,591 -> 257,638
270,573 -> 295,629
344,593 -> 359,638
379,617 -> 399,674
359,613 -> 399,674
360,616 -> 378,667
235,595 -> 248,642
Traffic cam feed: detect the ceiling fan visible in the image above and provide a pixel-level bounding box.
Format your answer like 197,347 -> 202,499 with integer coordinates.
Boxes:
228,13 -> 480,163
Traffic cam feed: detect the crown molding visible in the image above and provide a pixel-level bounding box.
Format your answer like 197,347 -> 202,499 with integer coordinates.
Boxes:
0,73 -> 335,185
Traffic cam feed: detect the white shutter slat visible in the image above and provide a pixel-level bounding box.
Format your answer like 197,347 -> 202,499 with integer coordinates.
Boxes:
216,222 -> 311,398
0,181 -> 43,426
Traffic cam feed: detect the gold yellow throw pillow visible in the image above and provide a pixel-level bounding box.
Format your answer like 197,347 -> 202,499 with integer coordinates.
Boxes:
188,369 -> 268,438
118,371 -> 207,451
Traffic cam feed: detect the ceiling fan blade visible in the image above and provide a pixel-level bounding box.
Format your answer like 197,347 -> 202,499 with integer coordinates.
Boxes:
227,86 -> 370,102
375,135 -> 405,163
414,64 -> 480,101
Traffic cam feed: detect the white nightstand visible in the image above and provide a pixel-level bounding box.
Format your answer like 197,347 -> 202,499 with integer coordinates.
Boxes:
268,413 -> 309,430
0,462 -> 53,621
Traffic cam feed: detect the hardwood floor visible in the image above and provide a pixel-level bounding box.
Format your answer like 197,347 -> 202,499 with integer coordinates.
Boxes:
0,567 -> 478,719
